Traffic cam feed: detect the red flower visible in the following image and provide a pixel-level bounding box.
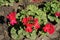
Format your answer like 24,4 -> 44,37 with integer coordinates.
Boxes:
26,23 -> 33,28
22,16 -> 40,32
7,12 -> 17,25
34,18 -> 40,29
25,27 -> 32,33
22,16 -> 33,25
55,12 -> 60,17
22,17 -> 28,25
43,23 -> 55,34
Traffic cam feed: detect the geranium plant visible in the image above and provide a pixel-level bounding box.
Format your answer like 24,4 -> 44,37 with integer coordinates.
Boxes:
0,0 -> 15,6
6,0 -> 60,40
43,0 -> 60,23
0,0 -> 21,6
10,5 -> 48,40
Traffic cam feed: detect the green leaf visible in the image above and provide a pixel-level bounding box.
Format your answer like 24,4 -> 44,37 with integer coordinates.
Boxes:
48,14 -> 55,21
51,4 -> 56,8
20,10 -> 27,15
39,31 -> 45,35
11,27 -> 18,40
55,17 -> 60,23
30,30 -> 37,40
10,0 -> 14,3
25,32 -> 30,38
5,1 -> 9,6
9,3 -> 13,6
18,28 -> 24,40
27,5 -> 38,12
27,11 -> 35,15
16,13 -> 20,19
18,28 -> 23,35
0,0 -> 3,2
57,8 -> 60,12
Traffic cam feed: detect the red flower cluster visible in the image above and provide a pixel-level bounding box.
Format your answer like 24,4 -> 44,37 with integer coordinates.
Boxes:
22,16 -> 40,32
7,12 -> 17,25
55,12 -> 60,17
43,23 -> 55,34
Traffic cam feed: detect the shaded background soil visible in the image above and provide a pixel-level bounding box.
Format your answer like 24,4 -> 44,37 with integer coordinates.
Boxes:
0,0 -> 60,40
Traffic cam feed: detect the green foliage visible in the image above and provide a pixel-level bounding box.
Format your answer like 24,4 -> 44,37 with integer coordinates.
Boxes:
55,17 -> 60,23
11,27 -> 18,40
11,27 -> 37,40
44,0 -> 60,13
16,13 -> 20,19
18,27 -> 24,40
30,30 -> 37,40
48,14 -> 55,21
43,0 -> 60,23
20,5 -> 48,25
0,0 -> 15,6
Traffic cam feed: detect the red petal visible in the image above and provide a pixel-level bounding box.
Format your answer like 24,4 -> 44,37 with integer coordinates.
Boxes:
25,27 -> 32,32
26,23 -> 33,28
22,17 -> 28,25
7,12 -> 17,25
55,12 -> 60,17
43,23 -> 55,34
